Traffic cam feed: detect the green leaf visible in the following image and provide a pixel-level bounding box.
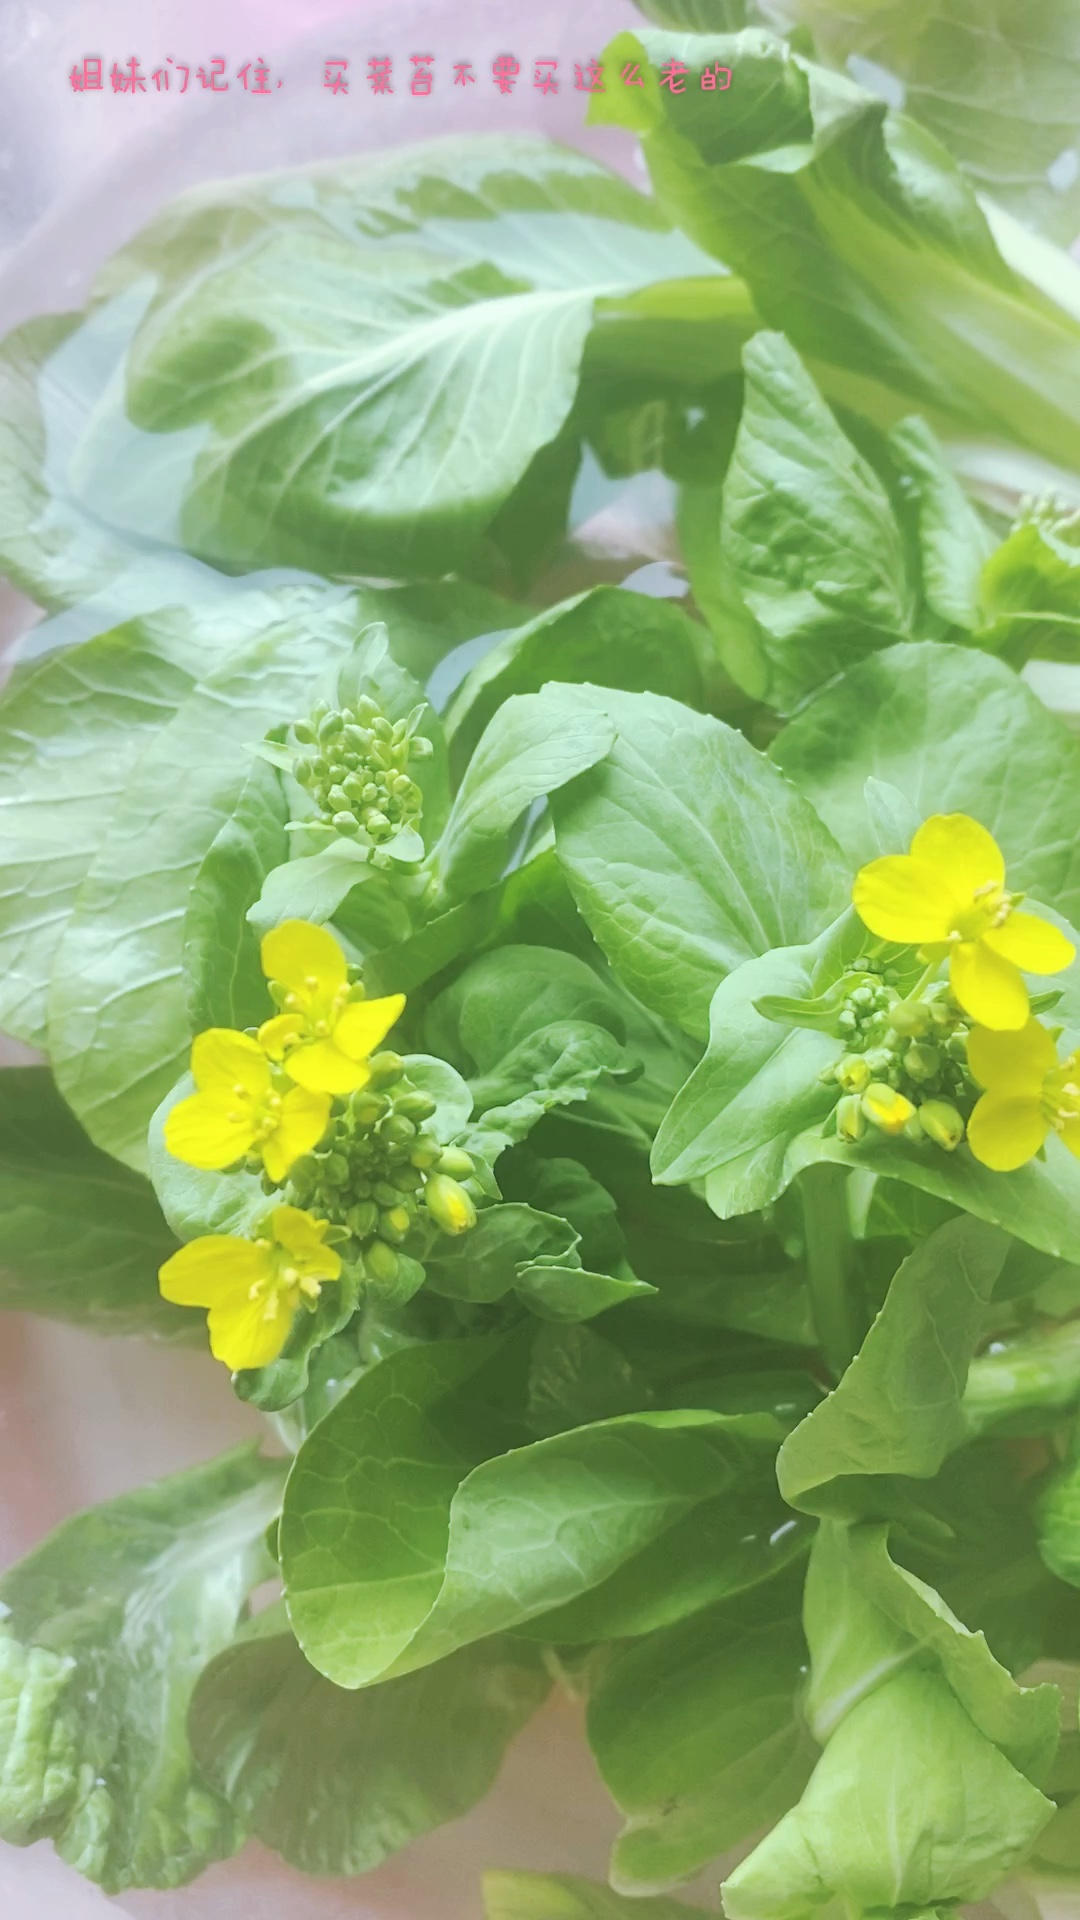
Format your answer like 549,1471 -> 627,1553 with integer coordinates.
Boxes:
651,912 -> 863,1209
188,1618 -> 549,1876
443,585 -> 717,775
715,332 -> 919,709
425,1204 -> 578,1304
789,0 -> 1080,245
588,1584 -> 814,1893
513,1263 -> 656,1321
280,1333 -> 788,1686
0,1445 -> 284,1893
887,415 -> 994,631
592,27 -> 1080,473
0,603 -> 263,1049
777,1216 -> 1009,1515
772,641 -> 1080,924
426,945 -> 627,1075
964,1320 -> 1080,1439
980,506 -> 1080,665
431,687 -> 616,903
550,686 -> 848,1038
182,755 -> 287,1031
65,138 -> 728,581
46,588 -> 366,1172
246,842 -> 410,947
0,1067 -> 183,1335
483,1872 -> 698,1920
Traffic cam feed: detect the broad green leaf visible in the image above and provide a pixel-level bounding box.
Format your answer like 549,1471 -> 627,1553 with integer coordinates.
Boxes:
592,28 -> 1080,472
771,642 -> 1080,923
0,1445 -> 283,1893
651,912 -> 861,1209
464,1024 -> 633,1168
47,588 -> 365,1171
483,1872 -> 697,1920
588,1585 -> 814,1892
981,505 -> 1080,665
715,332 -> 919,709
444,585 -> 717,774
182,755 -> 287,1032
965,1321 -> 1080,1439
425,1204 -> 578,1304
777,1216 -> 1008,1514
550,687 -> 848,1038
281,1333 -> 787,1686
0,601 -> 266,1048
0,1067 -> 183,1335
514,1263 -> 656,1322
431,688 -> 616,903
1037,1436 -> 1080,1587
65,138 -> 731,581
188,1617 -> 549,1876
887,415 -> 994,631
790,0 -> 1080,245
246,842 -> 411,948
426,945 -> 627,1075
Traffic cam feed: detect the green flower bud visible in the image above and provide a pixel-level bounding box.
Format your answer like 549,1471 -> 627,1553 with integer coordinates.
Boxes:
409,1132 -> 442,1168
435,1146 -> 475,1180
918,1100 -> 966,1152
838,1011 -> 857,1034
332,812 -> 360,835
379,1205 -> 412,1244
381,1113 -> 416,1147
411,736 -> 434,760
293,755 -> 315,785
850,986 -> 875,1009
310,700 -> 330,726
945,1032 -> 970,1062
365,810 -> 392,840
904,1109 -> 926,1143
392,1163 -> 423,1191
426,1173 -> 477,1236
835,1054 -> 872,1094
863,1047 -> 894,1076
368,1051 -> 405,1087
346,1199 -> 379,1238
836,1094 -> 866,1142
318,711 -> 343,743
861,1083 -> 916,1136
903,1042 -> 941,1083
366,1238 -> 400,1285
327,784 -> 351,811
343,774 -> 367,803
396,1090 -> 437,1122
350,1090 -> 389,1126
293,719 -> 317,745
373,1180 -> 403,1208
887,1001 -> 929,1037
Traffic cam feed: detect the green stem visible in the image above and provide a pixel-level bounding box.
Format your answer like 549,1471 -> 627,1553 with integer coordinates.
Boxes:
799,1161 -> 861,1381
906,959 -> 943,1003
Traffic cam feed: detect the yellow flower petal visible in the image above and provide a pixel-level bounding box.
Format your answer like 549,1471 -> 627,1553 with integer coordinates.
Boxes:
190,1028 -> 271,1097
983,911 -> 1076,976
258,1013 -> 305,1061
261,919 -> 347,995
163,1090 -> 257,1170
208,1291 -> 295,1371
159,1234 -> 268,1308
1062,1119 -> 1080,1161
852,855 -> 957,945
967,1019 -> 1057,1096
950,939 -> 1029,1030
283,1038 -> 371,1095
910,813 -> 1005,900
334,993 -> 406,1062
967,1092 -> 1048,1172
272,1203 -> 342,1277
261,1088 -> 331,1184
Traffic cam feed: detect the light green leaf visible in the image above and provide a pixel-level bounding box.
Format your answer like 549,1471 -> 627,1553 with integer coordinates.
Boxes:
716,332 -> 919,709
588,1585 -> 814,1893
425,1204 -> 578,1304
65,138 -> 729,581
483,1872 -> 698,1920
188,1619 -> 549,1877
980,505 -> 1080,665
593,27 -> 1080,472
777,1216 -> 1008,1514
46,588 -> 365,1171
887,415 -> 994,631
426,945 -> 627,1075
182,755 -> 287,1032
0,1446 -> 284,1893
771,642 -> 1080,924
444,584 -> 717,774
965,1320 -> 1080,1439
431,688 -> 616,903
514,1264 -> 656,1322
550,686 -> 848,1038
280,1334 -> 787,1686
0,1067 -> 183,1336
246,841 -> 409,947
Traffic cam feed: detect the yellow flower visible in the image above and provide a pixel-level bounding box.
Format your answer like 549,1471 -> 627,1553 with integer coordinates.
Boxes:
853,814 -> 1074,1031
257,919 -> 405,1095
159,1205 -> 342,1371
164,1028 -> 330,1182
967,1020 -> 1080,1172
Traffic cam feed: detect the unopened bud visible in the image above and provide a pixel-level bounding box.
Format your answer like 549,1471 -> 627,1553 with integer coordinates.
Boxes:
395,1090 -> 437,1122
347,1199 -> 379,1238
365,1238 -> 400,1285
887,1001 -> 929,1037
861,1083 -> 915,1136
381,1113 -> 416,1147
918,1100 -> 965,1151
293,719 -> 317,746
903,1042 -> 940,1082
332,812 -> 360,835
835,1055 -> 871,1094
318,712 -> 343,743
435,1146 -> 475,1180
411,736 -> 434,759
426,1173 -> 477,1236
379,1205 -> 413,1244
836,1094 -> 866,1142
350,1090 -> 388,1126
368,1051 -> 405,1087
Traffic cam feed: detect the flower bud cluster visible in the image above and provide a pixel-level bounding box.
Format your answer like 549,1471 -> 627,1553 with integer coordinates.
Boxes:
281,1052 -> 477,1289
825,958 -> 974,1151
290,695 -> 432,846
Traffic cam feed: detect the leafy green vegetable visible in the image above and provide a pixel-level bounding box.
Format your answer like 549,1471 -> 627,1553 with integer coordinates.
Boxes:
0,1446 -> 283,1892
189,1613 -> 549,1875
483,1872 -> 697,1920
